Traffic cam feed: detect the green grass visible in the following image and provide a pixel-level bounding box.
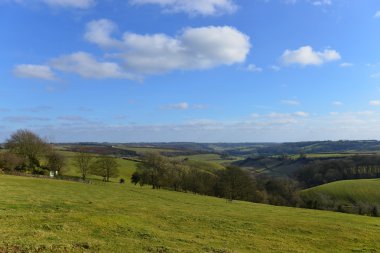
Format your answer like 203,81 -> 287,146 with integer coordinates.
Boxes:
301,179 -> 380,207
0,175 -> 379,252
58,151 -> 138,182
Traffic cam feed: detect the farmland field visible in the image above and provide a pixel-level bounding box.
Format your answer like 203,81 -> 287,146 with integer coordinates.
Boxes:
0,175 -> 379,252
301,179 -> 380,208
57,151 -> 138,182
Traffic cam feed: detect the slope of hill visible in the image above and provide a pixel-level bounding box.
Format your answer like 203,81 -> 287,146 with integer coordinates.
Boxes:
0,175 -> 379,252
300,179 -> 380,214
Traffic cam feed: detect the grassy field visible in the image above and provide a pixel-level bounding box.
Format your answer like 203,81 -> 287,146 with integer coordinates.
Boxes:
58,151 -> 138,182
175,154 -> 243,165
114,145 -> 181,154
0,175 -> 379,252
301,179 -> 380,207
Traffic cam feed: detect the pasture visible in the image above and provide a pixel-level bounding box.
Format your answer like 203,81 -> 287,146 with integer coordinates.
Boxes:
0,175 -> 379,252
301,178 -> 380,208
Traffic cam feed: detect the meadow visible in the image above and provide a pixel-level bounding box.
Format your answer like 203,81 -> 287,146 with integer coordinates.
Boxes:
0,175 -> 379,252
57,150 -> 138,182
301,179 -> 380,208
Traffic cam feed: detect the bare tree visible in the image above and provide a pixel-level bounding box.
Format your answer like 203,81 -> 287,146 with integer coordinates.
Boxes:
73,149 -> 93,181
5,129 -> 49,168
0,152 -> 25,171
92,156 -> 119,182
46,149 -> 66,175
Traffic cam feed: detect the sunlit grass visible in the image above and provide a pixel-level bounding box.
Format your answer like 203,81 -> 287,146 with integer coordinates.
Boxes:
0,175 -> 379,252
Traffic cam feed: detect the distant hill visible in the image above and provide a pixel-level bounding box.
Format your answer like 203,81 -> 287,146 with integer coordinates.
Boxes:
56,140 -> 380,157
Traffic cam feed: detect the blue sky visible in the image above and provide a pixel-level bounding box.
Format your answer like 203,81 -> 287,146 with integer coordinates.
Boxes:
1,0 -> 380,142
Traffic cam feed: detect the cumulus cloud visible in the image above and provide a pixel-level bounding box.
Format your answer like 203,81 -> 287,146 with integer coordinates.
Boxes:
13,64 -> 57,80
84,19 -> 121,48
374,11 -> 380,18
85,19 -> 251,75
281,46 -> 341,66
49,52 -> 134,79
124,26 -> 249,73
16,20 -> 250,80
129,0 -> 237,16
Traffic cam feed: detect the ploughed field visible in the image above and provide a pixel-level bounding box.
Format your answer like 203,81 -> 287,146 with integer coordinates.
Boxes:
0,175 -> 379,252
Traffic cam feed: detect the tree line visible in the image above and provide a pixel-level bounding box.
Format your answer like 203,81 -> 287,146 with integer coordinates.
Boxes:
131,152 -> 301,206
294,155 -> 380,188
0,129 -> 119,182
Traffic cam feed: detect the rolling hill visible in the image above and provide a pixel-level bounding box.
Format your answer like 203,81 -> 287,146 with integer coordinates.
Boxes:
300,179 -> 380,215
0,175 -> 379,252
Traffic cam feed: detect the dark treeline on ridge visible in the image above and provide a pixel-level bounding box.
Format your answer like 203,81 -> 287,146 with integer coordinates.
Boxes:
295,156 -> 380,188
132,153 -> 300,207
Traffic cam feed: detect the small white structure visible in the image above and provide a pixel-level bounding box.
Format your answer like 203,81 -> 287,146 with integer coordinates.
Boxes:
49,171 -> 59,178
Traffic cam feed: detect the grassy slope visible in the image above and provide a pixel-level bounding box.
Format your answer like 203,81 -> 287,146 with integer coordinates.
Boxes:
0,175 -> 379,252
301,179 -> 380,206
58,151 -> 138,181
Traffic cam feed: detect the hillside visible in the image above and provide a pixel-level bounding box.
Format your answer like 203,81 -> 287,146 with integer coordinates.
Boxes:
0,175 -> 379,252
301,179 -> 380,214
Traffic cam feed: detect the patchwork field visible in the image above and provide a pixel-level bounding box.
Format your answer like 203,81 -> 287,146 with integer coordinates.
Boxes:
0,175 -> 379,252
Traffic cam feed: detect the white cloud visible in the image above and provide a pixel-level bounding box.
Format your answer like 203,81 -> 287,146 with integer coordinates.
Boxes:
333,101 -> 343,106
49,52 -> 133,79
369,100 -> 380,106
13,64 -> 57,80
374,11 -> 380,18
246,64 -> 263,72
281,45 -> 341,66
281,99 -> 300,106
16,20 -> 250,80
162,102 -> 189,110
129,0 -> 237,16
294,111 -> 309,117
340,62 -> 353,68
84,19 -> 121,48
85,20 -> 251,75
